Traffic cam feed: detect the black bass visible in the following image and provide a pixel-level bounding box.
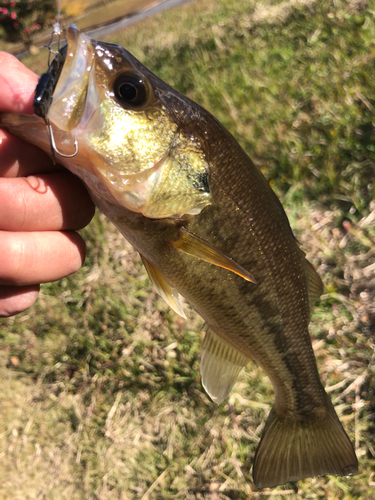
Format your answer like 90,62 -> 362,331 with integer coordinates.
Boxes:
0,25 -> 358,488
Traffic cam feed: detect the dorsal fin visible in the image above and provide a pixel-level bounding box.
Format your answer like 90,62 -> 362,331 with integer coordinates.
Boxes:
201,328 -> 250,404
171,227 -> 256,283
140,254 -> 186,319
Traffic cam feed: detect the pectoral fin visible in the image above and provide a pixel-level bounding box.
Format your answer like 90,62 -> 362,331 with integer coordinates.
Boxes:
201,328 -> 250,404
140,254 -> 187,319
171,227 -> 256,283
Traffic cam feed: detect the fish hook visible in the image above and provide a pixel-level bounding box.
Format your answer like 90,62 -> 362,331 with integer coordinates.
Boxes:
46,118 -> 79,161
37,0 -> 74,164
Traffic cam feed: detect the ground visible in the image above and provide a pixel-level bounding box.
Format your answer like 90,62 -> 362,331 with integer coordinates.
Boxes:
0,0 -> 374,498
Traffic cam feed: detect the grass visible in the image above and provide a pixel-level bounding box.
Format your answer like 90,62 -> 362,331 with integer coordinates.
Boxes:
1,0 -> 375,498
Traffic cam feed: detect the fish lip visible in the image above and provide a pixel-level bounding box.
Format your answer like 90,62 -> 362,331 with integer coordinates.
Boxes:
47,25 -> 96,132
48,25 -> 80,99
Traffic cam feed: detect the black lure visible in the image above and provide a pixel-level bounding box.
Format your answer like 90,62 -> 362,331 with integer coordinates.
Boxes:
32,43 -> 79,163
33,44 -> 67,119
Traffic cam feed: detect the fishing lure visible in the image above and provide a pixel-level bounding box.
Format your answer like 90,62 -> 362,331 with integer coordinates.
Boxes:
33,21 -> 78,161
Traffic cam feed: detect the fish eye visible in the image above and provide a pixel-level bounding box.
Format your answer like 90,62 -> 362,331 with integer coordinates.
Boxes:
113,72 -> 149,107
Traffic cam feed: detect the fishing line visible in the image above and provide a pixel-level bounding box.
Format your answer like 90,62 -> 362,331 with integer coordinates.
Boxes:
46,0 -> 62,65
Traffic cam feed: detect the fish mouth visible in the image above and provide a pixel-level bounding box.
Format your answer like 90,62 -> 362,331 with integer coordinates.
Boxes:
47,25 -> 96,132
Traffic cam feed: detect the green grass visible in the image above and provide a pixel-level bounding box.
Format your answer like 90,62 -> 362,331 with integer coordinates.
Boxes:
1,0 -> 375,498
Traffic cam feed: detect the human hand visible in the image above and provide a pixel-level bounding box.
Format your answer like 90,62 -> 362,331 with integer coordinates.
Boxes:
0,52 -> 95,317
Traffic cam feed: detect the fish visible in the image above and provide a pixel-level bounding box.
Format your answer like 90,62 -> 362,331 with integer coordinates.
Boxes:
0,24 -> 358,489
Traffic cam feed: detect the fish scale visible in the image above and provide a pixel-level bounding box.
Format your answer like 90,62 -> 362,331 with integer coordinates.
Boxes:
0,24 -> 358,489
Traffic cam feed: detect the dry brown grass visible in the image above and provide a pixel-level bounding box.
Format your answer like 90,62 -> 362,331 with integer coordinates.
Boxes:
1,0 -> 375,498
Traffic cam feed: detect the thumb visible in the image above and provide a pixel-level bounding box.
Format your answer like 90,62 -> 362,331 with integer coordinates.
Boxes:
0,52 -> 38,114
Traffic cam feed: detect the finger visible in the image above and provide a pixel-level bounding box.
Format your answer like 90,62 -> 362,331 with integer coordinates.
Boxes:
0,231 -> 86,286
0,54 -> 56,177
0,284 -> 40,317
0,172 -> 95,231
0,52 -> 38,114
0,55 -> 87,200
0,129 -> 55,177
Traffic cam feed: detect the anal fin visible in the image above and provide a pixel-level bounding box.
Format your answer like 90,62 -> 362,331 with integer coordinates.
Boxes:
140,254 -> 187,319
201,328 -> 250,404
304,258 -> 324,310
171,227 -> 256,284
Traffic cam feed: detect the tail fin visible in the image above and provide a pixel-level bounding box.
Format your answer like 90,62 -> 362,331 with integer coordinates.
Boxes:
253,403 -> 358,489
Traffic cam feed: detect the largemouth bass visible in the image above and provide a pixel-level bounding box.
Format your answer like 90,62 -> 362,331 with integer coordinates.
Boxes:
0,25 -> 358,488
